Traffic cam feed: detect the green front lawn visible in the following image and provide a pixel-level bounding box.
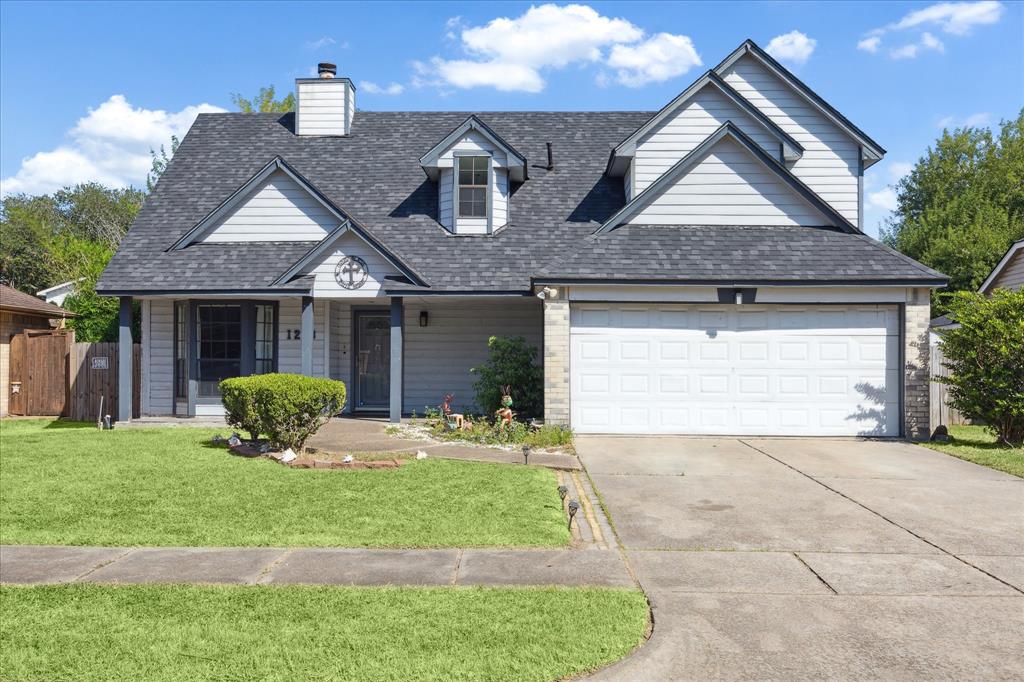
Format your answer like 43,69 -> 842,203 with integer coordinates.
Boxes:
0,420 -> 569,547
0,584 -> 648,682
921,424 -> 1024,478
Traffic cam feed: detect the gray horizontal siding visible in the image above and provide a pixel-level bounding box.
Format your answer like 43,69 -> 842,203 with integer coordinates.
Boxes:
402,298 -> 542,414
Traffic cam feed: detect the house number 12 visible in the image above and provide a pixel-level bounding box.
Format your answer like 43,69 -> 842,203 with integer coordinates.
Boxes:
286,329 -> 315,340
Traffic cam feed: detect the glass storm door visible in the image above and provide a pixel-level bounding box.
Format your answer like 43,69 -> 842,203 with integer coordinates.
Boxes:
355,313 -> 390,409
196,304 -> 242,397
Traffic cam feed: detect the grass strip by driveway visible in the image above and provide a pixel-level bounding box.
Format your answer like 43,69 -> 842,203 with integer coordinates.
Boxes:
0,584 -> 647,682
0,420 -> 569,547
921,424 -> 1024,478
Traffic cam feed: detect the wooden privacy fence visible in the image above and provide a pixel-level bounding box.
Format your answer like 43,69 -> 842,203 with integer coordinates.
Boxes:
65,342 -> 141,422
930,343 -> 967,428
7,330 -> 140,420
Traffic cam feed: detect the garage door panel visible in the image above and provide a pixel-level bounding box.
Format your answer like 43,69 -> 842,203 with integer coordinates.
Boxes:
570,303 -> 900,437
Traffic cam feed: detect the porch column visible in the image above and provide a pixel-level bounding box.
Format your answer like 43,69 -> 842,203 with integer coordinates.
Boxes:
301,296 -> 314,376
389,297 -> 403,423
118,296 -> 133,422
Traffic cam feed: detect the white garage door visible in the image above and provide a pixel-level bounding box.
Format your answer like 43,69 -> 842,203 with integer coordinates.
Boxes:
570,303 -> 900,436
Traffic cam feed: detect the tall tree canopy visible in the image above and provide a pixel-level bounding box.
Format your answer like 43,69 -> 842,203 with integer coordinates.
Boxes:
882,110 -> 1024,312
231,85 -> 294,113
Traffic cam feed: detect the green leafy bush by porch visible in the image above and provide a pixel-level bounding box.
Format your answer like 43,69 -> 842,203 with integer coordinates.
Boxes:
220,373 -> 346,451
936,289 -> 1024,445
471,336 -> 543,419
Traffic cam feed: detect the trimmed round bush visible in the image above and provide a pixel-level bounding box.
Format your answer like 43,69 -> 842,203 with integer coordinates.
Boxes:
221,377 -> 263,441
220,374 -> 347,451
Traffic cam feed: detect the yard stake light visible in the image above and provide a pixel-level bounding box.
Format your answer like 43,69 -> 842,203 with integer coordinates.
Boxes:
568,500 -> 580,529
522,444 -> 531,464
558,485 -> 568,501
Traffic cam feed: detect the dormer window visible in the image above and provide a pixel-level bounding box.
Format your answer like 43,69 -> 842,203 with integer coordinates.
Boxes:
458,156 -> 489,218
419,115 -> 527,235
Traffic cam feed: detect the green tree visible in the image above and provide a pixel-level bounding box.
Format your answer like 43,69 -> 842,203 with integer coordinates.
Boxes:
470,336 -> 544,419
147,135 -> 179,192
882,111 -> 1024,314
937,290 -> 1024,445
231,85 -> 295,113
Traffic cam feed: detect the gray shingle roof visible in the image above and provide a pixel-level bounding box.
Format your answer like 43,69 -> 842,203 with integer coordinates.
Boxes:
98,110 -> 945,294
536,225 -> 948,284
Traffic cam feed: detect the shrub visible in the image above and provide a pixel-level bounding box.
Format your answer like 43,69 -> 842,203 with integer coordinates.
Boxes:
220,377 -> 262,441
937,289 -> 1024,445
471,336 -> 543,419
219,374 -> 347,451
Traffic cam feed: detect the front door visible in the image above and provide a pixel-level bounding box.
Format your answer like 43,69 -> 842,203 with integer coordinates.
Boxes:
354,312 -> 390,410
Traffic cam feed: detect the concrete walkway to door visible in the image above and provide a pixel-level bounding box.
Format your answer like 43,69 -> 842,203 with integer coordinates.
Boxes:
577,436 -> 1024,680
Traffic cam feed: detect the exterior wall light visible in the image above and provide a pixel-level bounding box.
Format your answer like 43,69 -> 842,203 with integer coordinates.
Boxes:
419,311 -> 428,327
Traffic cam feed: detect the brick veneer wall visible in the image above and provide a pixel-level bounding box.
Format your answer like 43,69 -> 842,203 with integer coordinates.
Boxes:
542,294 -> 570,425
904,287 -> 932,440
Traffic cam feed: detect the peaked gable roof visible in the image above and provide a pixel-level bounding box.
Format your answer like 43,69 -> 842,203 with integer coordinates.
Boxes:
596,122 -> 859,235
979,239 -> 1024,293
419,114 -> 528,182
273,219 -> 426,287
715,40 -> 885,164
608,70 -> 803,176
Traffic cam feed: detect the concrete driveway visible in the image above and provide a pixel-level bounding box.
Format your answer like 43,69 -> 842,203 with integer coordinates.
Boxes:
578,436 -> 1024,680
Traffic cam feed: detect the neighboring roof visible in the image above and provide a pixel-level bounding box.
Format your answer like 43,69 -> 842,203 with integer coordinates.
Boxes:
978,239 -> 1023,294
609,70 -> 803,175
930,314 -> 959,330
536,225 -> 949,286
714,40 -> 886,164
0,284 -> 77,317
596,122 -> 858,235
419,115 -> 528,182
99,110 -> 651,294
36,278 -> 84,298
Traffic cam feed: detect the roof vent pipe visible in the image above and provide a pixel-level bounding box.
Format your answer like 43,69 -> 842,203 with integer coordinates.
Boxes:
318,62 -> 337,79
546,142 -> 554,170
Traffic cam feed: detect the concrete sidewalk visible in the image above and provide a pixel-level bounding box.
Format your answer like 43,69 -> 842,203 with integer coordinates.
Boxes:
0,545 -> 634,588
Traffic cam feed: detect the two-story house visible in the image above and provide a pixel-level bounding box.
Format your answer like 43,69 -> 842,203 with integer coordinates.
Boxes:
98,40 -> 947,438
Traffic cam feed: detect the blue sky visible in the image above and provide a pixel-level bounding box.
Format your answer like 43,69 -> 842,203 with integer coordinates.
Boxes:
1,1 -> 1021,236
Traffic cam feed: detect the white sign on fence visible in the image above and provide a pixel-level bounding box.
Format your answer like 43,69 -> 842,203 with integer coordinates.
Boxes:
91,357 -> 109,370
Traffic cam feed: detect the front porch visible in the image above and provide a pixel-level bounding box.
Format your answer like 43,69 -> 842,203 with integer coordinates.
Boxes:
123,294 -> 543,423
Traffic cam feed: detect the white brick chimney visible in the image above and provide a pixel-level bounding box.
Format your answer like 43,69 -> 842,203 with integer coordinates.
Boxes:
295,62 -> 355,136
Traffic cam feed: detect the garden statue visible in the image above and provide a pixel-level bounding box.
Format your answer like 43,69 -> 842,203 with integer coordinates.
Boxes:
442,393 -> 465,430
495,385 -> 514,426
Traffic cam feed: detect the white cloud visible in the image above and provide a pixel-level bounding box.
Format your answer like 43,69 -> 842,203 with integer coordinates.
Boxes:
888,161 -> 914,181
359,80 -> 405,96
935,112 -> 991,129
857,36 -> 882,53
415,4 -> 698,92
861,1 -> 1002,59
305,36 -> 336,50
867,187 -> 898,212
1,95 -> 224,196
889,31 -> 945,59
606,33 -> 701,87
889,0 -> 1004,35
964,111 -> 991,126
765,30 -> 817,65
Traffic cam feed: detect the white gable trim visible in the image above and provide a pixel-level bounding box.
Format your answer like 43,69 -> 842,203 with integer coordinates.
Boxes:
420,115 -> 527,182
596,122 -> 858,235
979,240 -> 1024,293
609,70 -> 803,177
273,220 -> 426,287
170,157 -> 349,250
714,40 -> 885,165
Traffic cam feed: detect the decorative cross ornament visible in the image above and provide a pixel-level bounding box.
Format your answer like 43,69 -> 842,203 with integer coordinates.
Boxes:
334,256 -> 369,290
